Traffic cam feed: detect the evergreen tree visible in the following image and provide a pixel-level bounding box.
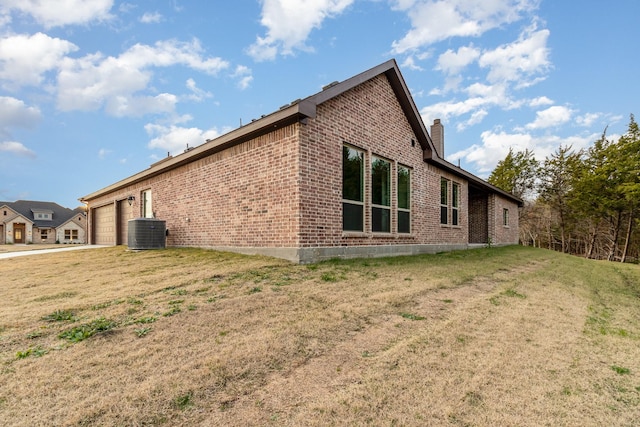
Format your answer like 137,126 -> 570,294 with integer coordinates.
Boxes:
488,148 -> 539,200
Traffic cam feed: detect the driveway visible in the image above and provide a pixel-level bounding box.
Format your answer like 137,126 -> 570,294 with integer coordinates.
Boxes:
0,245 -> 110,259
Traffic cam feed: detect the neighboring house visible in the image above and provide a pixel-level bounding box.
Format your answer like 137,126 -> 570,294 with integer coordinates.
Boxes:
0,201 -> 87,244
80,59 -> 522,263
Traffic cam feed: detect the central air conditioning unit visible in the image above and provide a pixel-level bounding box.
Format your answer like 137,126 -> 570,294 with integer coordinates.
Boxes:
127,218 -> 166,250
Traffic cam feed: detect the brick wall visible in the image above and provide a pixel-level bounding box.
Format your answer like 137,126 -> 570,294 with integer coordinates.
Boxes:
491,194 -> 520,244
86,73 -> 518,254
88,124 -> 302,248
298,74 -> 468,247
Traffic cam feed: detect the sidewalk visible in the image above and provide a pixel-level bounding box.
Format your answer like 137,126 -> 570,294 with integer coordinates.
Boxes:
0,245 -> 110,259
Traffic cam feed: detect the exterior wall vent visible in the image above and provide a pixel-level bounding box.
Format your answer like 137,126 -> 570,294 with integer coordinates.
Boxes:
127,218 -> 166,250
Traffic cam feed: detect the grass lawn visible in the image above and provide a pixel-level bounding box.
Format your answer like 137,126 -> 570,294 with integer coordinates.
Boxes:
0,245 -> 639,426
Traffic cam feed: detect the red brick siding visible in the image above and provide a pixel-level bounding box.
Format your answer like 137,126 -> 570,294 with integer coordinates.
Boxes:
86,73 -> 518,251
298,74 -> 468,247
88,124 -> 302,248
492,195 -> 519,244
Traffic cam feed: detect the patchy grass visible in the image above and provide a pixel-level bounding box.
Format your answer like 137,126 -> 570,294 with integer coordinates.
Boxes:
0,245 -> 639,426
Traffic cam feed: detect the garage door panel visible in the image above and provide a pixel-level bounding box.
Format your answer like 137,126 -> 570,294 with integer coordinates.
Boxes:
94,204 -> 115,245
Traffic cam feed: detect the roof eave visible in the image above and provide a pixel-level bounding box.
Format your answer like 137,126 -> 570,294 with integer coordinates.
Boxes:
423,151 -> 524,206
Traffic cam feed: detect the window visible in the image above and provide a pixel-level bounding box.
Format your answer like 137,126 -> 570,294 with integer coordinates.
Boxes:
371,156 -> 391,233
65,229 -> 78,240
452,182 -> 460,226
441,178 -> 461,226
342,145 -> 364,231
142,190 -> 153,218
40,229 -> 47,240
397,165 -> 410,233
440,178 -> 449,224
503,208 -> 509,226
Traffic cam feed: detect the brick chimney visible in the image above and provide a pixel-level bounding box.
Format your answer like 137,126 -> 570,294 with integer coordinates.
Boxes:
430,119 -> 444,159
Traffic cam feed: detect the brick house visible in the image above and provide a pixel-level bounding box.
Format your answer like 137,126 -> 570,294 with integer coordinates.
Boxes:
80,59 -> 521,262
0,201 -> 87,244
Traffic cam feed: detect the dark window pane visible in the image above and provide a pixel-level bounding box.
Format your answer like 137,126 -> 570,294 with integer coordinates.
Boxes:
441,206 -> 448,225
398,166 -> 410,209
398,211 -> 410,233
452,209 -> 458,226
452,183 -> 459,208
372,157 -> 390,206
440,178 -> 448,205
343,202 -> 363,231
372,207 -> 390,232
343,146 -> 363,202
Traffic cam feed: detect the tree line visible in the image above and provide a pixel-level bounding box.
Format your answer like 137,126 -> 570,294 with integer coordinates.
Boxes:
488,114 -> 640,262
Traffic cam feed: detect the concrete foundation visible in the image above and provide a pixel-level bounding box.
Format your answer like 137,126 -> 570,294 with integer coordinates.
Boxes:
186,243 -> 501,264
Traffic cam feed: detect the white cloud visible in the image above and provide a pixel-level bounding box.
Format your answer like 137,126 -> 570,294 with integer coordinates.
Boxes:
57,39 -> 229,116
479,26 -> 550,85
119,39 -> 229,74
0,141 -> 36,158
456,109 -> 488,131
248,0 -> 354,61
422,82 -> 519,126
140,11 -> 163,24
0,33 -> 78,89
524,105 -> 573,130
529,96 -> 553,107
1,0 -> 114,28
436,45 -> 480,74
145,123 -> 227,154
0,96 -> 41,129
105,93 -> 178,118
184,78 -> 212,102
392,0 -> 539,53
576,112 -> 600,127
233,65 -> 253,90
421,97 -> 487,126
119,3 -> 137,14
0,97 -> 40,159
98,148 -> 111,159
401,55 -> 424,71
448,129 -> 596,175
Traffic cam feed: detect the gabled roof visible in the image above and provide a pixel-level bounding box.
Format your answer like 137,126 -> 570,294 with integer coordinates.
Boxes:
80,59 -> 521,206
1,200 -> 82,228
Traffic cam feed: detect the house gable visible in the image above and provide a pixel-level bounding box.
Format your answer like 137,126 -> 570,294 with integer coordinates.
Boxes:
1,204 -> 19,223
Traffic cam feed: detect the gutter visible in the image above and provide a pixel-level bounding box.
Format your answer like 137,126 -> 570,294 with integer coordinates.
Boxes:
423,148 -> 524,207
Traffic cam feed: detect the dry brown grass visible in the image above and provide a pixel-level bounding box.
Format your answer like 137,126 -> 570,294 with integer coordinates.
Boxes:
0,245 -> 639,426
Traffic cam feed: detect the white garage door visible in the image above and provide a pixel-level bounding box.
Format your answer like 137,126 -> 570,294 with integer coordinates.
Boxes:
93,204 -> 115,245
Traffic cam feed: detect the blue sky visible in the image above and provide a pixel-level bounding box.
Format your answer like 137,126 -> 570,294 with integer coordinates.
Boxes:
0,0 -> 637,208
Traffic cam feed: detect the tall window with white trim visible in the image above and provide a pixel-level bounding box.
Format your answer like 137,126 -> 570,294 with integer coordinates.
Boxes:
397,165 -> 410,233
440,178 -> 449,225
342,145 -> 364,231
371,156 -> 391,233
452,182 -> 460,226
142,190 -> 153,218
